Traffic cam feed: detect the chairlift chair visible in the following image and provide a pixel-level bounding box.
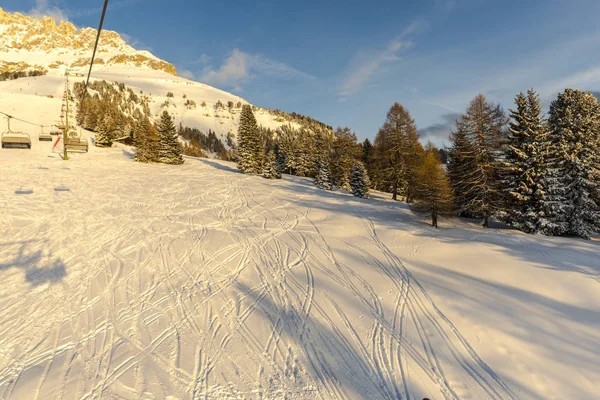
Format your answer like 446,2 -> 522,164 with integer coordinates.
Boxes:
39,125 -> 52,141
65,127 -> 88,153
1,116 -> 31,149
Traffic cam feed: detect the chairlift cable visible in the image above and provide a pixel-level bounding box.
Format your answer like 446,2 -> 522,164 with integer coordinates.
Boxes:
0,110 -> 52,128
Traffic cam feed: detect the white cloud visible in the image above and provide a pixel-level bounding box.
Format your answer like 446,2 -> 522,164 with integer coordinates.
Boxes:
189,54 -> 212,65
538,66 -> 600,98
338,20 -> 423,100
178,69 -> 195,80
120,33 -> 153,52
198,49 -> 315,91
27,0 -> 69,22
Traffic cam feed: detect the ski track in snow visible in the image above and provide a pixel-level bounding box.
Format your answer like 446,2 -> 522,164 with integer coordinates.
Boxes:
0,143 -> 598,399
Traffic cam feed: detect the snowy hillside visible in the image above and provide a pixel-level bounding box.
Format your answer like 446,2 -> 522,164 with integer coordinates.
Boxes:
0,9 -> 313,145
0,143 -> 598,399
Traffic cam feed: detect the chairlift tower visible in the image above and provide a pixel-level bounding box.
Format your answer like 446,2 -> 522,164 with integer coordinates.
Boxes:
63,70 -> 70,160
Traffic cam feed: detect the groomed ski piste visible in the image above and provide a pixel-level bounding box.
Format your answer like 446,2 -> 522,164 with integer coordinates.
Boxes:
0,135 -> 599,399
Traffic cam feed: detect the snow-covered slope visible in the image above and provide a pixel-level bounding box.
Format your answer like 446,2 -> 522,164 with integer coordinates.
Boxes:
0,144 -> 598,399
0,9 -> 313,144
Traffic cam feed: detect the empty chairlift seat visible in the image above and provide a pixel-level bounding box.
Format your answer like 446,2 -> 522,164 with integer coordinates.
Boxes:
1,116 -> 32,149
38,126 -> 52,141
65,136 -> 89,152
1,130 -> 31,149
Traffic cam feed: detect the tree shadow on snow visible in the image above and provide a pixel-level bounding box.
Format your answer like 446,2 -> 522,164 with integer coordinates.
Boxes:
0,241 -> 67,286
122,148 -> 135,159
406,259 -> 600,399
195,158 -> 242,174
233,281 -> 406,400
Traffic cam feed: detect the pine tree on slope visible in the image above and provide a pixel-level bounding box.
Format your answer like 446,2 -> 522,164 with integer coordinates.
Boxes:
541,89 -> 600,238
263,151 -> 282,179
373,103 -> 423,200
315,158 -> 333,190
452,94 -> 508,226
157,111 -> 184,165
410,151 -> 455,228
134,118 -> 158,163
503,90 -> 548,233
277,125 -> 298,174
237,105 -> 263,173
94,114 -> 114,147
331,127 -> 361,190
447,121 -> 477,216
295,130 -> 316,177
350,163 -> 370,198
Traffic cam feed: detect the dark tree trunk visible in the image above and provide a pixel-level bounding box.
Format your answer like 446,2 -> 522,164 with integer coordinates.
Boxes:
432,211 -> 438,228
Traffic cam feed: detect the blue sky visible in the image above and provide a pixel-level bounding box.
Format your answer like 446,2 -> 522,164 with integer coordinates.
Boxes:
6,0 -> 600,145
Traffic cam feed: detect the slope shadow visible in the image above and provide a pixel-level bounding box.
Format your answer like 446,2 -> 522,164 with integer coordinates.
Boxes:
234,281 -> 405,399
122,148 -> 135,159
408,260 -> 600,399
0,241 -> 67,286
195,158 -> 241,174
280,176 -> 600,283
15,188 -> 34,195
412,224 -> 600,284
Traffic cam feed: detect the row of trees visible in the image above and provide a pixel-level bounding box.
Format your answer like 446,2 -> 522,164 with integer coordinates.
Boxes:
236,89 -> 600,238
74,80 -> 151,148
448,89 -> 600,238
236,104 -> 373,198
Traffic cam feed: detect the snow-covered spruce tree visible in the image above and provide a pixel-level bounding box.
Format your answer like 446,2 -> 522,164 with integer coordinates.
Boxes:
237,105 -> 263,173
502,90 -> 548,233
276,125 -> 298,174
350,163 -> 370,198
541,89 -> 600,238
451,94 -> 508,226
263,151 -> 282,179
314,158 -> 333,190
156,111 -> 184,165
411,151 -> 455,228
295,130 -> 316,177
134,118 -> 158,163
94,114 -> 114,147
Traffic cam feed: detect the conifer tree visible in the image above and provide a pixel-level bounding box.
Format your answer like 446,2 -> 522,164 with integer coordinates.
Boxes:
331,127 -> 361,190
449,94 -> 508,226
503,90 -> 548,233
447,121 -> 477,216
411,151 -> 455,228
94,114 -> 114,147
295,130 -> 317,177
373,103 -> 423,200
541,89 -> 600,238
134,118 -> 158,163
237,105 -> 263,173
156,111 -> 184,165
315,158 -> 333,190
362,138 -> 375,180
350,163 -> 370,198
277,125 -> 298,174
263,151 -> 282,179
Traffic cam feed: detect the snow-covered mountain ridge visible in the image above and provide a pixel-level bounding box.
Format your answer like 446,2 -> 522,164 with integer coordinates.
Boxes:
0,9 -> 332,147
0,7 -> 176,75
